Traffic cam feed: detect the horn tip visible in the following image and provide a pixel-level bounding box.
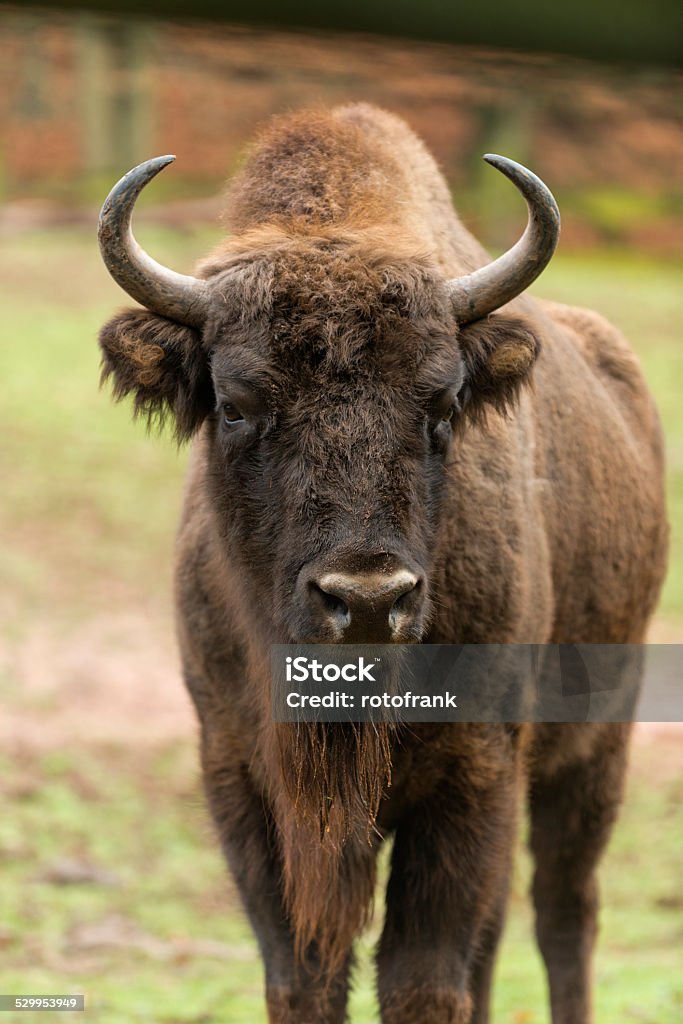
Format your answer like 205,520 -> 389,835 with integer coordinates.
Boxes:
482,153 -> 512,170
141,154 -> 176,175
152,154 -> 176,168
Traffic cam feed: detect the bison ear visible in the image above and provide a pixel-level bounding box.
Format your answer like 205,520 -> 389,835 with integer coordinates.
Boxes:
457,313 -> 541,420
99,309 -> 214,441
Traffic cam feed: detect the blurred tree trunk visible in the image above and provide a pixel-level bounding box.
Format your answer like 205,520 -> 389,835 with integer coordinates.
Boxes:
76,15 -> 154,177
470,97 -> 535,251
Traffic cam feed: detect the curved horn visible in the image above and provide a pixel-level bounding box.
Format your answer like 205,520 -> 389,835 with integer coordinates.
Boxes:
447,154 -> 560,324
98,156 -> 211,328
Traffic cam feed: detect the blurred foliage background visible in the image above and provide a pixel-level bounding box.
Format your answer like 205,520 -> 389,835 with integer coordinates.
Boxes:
11,0 -> 683,64
1,7 -> 682,253
0,5 -> 682,1023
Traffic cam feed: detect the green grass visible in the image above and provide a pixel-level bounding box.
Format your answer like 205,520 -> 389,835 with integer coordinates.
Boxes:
0,224 -> 217,625
0,742 -> 681,1023
1,228 -> 682,1021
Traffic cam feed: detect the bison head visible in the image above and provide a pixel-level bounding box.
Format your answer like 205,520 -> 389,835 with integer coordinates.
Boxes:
98,155 -> 557,647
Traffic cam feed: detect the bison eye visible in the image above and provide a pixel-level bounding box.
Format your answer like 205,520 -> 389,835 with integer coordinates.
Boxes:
428,389 -> 460,427
222,403 -> 244,425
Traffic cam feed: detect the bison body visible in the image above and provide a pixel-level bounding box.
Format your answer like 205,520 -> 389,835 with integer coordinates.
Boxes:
98,104 -> 667,1023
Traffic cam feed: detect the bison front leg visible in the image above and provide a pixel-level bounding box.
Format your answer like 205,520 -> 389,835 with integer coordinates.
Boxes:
200,739 -> 352,1024
529,723 -> 631,1024
377,733 -> 520,1024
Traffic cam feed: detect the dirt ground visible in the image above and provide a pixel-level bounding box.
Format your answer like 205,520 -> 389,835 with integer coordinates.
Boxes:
1,610 -> 194,751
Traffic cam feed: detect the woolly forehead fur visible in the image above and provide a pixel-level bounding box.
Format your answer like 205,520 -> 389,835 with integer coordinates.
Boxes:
195,226 -> 464,391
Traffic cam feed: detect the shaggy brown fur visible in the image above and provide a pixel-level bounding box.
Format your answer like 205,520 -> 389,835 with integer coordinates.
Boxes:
99,104 -> 668,1023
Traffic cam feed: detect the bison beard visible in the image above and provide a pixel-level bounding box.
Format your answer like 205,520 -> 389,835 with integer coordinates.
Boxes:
267,718 -> 393,973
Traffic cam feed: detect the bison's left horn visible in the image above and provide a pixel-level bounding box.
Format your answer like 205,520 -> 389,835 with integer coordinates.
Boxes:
98,156 -> 211,328
447,155 -> 560,324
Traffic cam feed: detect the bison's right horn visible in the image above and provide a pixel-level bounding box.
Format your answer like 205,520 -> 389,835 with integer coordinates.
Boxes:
447,155 -> 560,324
98,156 -> 211,328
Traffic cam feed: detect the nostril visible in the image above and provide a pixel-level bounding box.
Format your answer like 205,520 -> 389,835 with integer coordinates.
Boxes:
309,582 -> 350,623
393,581 -> 416,609
389,576 -> 422,626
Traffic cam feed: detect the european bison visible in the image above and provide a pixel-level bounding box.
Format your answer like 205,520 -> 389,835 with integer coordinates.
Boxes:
97,104 -> 668,1023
